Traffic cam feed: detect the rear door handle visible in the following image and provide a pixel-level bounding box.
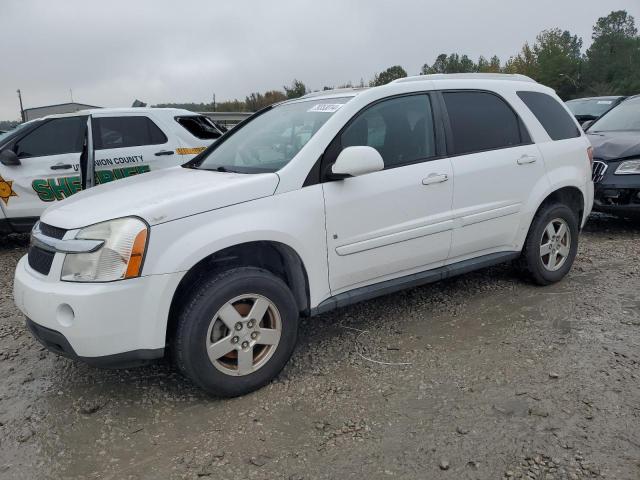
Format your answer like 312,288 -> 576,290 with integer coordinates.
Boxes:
517,155 -> 537,165
422,173 -> 449,185
50,163 -> 72,170
155,150 -> 174,156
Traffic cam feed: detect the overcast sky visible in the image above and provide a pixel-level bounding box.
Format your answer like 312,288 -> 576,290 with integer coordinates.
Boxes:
1,0 -> 639,120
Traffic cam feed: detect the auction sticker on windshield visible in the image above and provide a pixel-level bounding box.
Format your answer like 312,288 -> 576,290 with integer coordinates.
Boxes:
308,104 -> 344,113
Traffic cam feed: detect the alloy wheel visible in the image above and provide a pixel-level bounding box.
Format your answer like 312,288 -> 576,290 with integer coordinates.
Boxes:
539,218 -> 571,272
205,294 -> 282,376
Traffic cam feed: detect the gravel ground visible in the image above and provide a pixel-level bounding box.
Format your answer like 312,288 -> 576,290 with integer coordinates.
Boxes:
0,214 -> 639,479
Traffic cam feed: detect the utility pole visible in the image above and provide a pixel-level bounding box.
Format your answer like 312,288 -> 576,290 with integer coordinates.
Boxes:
17,89 -> 25,122
70,88 -> 74,103
212,92 -> 216,112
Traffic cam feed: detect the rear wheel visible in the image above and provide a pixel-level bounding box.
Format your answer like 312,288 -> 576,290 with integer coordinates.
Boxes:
173,267 -> 299,397
520,203 -> 579,285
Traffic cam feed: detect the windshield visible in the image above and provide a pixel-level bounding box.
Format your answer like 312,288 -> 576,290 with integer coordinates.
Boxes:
566,98 -> 618,118
0,120 -> 41,144
192,97 -> 351,173
589,97 -> 640,132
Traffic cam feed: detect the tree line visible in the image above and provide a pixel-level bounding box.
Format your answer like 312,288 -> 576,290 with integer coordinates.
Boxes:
156,79 -> 309,113
0,120 -> 18,131
417,10 -> 640,101
158,10 -> 639,113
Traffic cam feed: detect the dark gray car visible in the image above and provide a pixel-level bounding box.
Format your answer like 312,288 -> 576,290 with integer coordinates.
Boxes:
587,95 -> 640,218
566,96 -> 626,126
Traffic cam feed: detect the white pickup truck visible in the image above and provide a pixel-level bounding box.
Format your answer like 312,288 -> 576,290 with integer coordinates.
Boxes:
0,108 -> 222,233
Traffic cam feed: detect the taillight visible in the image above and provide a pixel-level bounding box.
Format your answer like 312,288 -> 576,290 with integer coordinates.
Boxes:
587,146 -> 594,167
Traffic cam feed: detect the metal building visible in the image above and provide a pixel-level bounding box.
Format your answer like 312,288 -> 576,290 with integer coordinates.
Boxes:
23,102 -> 101,121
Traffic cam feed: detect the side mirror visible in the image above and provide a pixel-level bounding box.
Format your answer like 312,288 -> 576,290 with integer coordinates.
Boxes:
581,120 -> 594,131
0,149 -> 20,166
331,146 -> 384,178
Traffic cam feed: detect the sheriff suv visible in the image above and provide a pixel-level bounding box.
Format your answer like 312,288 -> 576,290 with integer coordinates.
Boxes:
14,74 -> 594,397
0,108 -> 223,233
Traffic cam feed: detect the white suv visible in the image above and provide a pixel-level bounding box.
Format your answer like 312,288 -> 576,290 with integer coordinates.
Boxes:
14,74 -> 594,396
0,108 -> 223,233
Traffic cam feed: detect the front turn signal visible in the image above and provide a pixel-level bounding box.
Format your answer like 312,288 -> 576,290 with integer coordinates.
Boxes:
125,228 -> 148,279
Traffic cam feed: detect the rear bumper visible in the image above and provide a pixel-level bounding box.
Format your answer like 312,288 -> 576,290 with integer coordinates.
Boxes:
583,181 -> 594,227
26,317 -> 164,368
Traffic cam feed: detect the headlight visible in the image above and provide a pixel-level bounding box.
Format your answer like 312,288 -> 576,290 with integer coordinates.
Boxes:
615,159 -> 640,175
61,217 -> 148,282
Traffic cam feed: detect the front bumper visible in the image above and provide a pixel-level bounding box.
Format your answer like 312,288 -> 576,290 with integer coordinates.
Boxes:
25,318 -> 163,368
14,255 -> 183,363
593,160 -> 640,216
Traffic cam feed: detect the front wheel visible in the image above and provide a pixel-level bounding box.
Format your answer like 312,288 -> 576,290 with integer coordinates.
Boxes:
520,203 -> 580,286
172,267 -> 299,397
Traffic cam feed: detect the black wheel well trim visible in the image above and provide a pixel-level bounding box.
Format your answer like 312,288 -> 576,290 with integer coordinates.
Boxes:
166,240 -> 310,345
536,186 -> 585,225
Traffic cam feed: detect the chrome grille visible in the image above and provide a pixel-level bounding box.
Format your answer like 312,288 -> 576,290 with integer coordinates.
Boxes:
592,160 -> 608,183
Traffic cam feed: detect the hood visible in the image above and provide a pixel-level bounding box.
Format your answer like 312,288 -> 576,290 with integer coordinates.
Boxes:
40,166 -> 280,229
587,130 -> 640,162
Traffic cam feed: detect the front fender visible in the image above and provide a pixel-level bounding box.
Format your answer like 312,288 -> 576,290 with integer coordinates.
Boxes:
142,186 -> 331,308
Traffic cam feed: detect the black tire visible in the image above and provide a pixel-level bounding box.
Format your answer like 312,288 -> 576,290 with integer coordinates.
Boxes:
172,267 -> 299,397
519,203 -> 580,286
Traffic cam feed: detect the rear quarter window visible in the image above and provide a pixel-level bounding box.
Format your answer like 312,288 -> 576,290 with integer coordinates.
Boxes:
176,116 -> 222,140
517,91 -> 581,141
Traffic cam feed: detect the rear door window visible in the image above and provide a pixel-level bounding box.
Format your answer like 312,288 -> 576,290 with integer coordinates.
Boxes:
14,117 -> 86,158
176,116 -> 222,140
92,116 -> 168,150
443,91 -> 526,155
517,91 -> 581,140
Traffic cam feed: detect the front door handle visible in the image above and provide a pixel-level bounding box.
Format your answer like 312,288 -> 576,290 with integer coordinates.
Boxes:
155,150 -> 174,156
50,163 -> 72,170
517,155 -> 537,165
422,173 -> 449,185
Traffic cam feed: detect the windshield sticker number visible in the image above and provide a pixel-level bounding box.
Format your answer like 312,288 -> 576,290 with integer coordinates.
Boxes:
308,104 -> 344,113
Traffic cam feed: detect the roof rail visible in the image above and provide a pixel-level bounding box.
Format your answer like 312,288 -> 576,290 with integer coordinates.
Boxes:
393,73 -> 537,84
300,87 -> 369,99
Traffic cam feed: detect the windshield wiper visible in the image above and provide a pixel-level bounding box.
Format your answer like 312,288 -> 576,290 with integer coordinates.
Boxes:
214,166 -> 242,173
